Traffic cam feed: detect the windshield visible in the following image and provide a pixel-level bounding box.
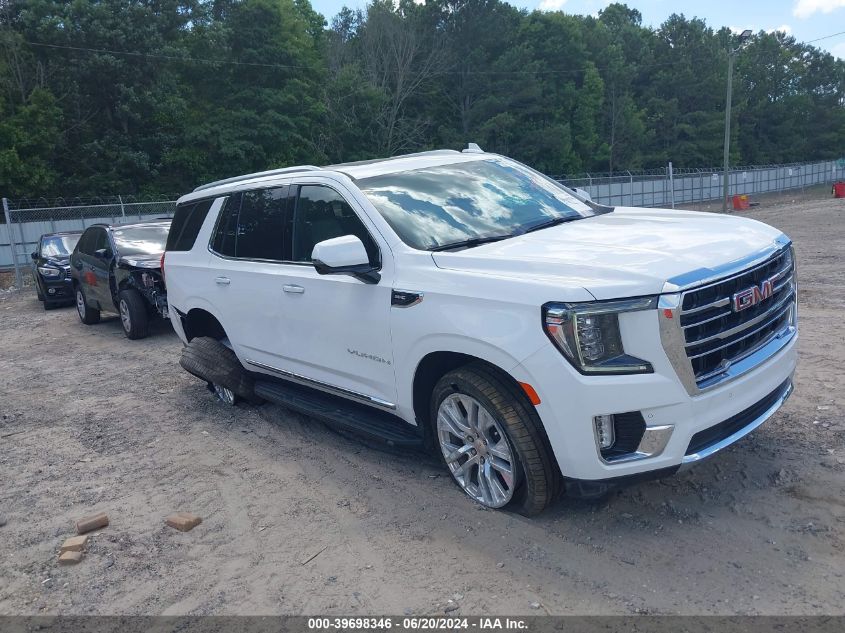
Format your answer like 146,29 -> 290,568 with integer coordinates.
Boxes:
357,158 -> 593,250
112,224 -> 170,257
41,234 -> 80,258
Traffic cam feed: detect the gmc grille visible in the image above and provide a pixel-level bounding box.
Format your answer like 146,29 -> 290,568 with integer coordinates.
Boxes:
679,247 -> 796,388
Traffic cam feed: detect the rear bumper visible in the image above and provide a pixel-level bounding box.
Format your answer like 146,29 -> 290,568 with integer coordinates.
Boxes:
512,323 -> 798,481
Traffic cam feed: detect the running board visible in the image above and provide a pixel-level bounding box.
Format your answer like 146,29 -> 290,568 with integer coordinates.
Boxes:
253,379 -> 423,449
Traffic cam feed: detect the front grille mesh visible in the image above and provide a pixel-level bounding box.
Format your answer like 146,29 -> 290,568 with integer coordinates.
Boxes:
679,247 -> 795,386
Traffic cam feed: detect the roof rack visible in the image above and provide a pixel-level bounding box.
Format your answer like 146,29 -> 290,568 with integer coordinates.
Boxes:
193,166 -> 321,192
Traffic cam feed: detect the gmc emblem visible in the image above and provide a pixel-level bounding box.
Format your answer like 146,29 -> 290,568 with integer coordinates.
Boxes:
732,277 -> 776,312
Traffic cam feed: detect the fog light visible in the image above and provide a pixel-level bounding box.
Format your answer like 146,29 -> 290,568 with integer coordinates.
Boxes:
47,288 -> 56,295
594,414 -> 616,449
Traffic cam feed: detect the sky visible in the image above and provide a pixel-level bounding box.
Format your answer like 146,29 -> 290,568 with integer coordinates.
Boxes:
307,0 -> 845,59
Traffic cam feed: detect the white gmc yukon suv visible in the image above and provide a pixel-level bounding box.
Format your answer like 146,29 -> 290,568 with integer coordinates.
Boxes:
164,148 -> 797,515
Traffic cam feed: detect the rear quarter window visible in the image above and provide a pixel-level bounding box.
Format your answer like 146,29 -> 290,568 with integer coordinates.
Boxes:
166,198 -> 216,251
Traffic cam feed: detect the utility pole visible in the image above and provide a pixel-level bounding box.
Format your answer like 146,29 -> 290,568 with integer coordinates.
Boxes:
723,29 -> 752,213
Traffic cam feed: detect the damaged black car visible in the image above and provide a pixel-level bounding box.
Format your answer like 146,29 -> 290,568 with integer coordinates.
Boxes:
69,220 -> 171,339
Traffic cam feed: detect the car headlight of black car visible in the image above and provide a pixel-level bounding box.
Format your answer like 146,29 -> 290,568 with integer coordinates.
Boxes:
37,266 -> 64,279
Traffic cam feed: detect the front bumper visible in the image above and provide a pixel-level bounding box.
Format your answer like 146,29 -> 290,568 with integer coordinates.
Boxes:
40,276 -> 74,302
512,310 -> 798,481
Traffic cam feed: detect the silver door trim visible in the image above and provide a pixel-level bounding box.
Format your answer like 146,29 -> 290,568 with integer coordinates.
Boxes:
245,359 -> 396,410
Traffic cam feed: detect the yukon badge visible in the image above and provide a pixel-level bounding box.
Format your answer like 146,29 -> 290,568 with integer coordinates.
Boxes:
732,275 -> 777,312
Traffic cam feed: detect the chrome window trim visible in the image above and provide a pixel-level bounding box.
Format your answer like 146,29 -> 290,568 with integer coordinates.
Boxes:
245,359 -> 396,410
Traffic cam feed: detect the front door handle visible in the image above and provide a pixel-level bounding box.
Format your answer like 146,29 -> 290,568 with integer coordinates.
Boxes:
283,284 -> 305,294
215,276 -> 231,285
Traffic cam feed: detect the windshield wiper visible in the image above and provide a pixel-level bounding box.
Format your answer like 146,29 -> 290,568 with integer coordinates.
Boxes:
429,234 -> 513,252
523,215 -> 580,234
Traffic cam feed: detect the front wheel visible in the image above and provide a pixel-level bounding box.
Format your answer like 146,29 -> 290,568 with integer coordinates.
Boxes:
118,289 -> 150,339
432,363 -> 560,515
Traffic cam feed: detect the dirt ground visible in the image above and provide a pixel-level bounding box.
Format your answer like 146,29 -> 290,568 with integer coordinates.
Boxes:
0,196 -> 843,616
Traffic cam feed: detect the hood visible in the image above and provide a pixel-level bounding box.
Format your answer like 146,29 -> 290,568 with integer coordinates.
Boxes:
431,207 -> 787,300
118,255 -> 162,270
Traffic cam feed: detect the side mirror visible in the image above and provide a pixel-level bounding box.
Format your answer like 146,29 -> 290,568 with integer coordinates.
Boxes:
31,252 -> 38,261
94,248 -> 112,259
573,187 -> 592,202
311,235 -> 380,284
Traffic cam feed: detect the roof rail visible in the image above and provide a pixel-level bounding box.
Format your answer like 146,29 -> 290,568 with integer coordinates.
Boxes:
193,166 -> 321,192
323,150 -> 461,170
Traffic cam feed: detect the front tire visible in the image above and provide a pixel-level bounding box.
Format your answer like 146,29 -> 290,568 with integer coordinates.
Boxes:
118,289 -> 150,340
431,363 -> 560,515
76,286 -> 101,325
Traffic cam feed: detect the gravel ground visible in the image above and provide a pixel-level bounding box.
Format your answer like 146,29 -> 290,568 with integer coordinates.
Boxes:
0,196 -> 843,616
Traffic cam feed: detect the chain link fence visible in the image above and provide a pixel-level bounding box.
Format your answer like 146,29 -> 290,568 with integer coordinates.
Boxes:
1,196 -> 177,289
3,158 -> 845,288
556,159 -> 845,208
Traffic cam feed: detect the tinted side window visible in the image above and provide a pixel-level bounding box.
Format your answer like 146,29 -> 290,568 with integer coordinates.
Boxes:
211,193 -> 241,257
166,198 -> 216,252
292,186 -> 378,265
77,228 -> 96,255
235,187 -> 289,260
92,229 -> 109,253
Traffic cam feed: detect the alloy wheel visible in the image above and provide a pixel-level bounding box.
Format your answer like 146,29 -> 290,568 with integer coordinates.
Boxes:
436,393 -> 516,508
119,299 -> 131,333
76,290 -> 86,320
213,383 -> 236,406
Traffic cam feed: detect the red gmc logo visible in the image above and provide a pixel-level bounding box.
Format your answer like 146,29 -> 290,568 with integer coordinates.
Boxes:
732,277 -> 776,312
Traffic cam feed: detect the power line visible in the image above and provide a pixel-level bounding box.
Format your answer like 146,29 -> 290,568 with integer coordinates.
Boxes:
24,39 -> 712,76
26,27 -> 845,77
805,30 -> 845,44
26,41 -> 311,70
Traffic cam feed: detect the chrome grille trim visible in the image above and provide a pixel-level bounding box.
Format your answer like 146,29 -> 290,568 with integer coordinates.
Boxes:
658,238 -> 797,396
683,288 -> 795,348
687,301 -> 793,360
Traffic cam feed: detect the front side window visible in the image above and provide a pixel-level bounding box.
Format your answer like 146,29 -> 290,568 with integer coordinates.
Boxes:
357,157 -> 593,250
77,229 -> 96,255
292,185 -> 378,265
91,229 -> 109,253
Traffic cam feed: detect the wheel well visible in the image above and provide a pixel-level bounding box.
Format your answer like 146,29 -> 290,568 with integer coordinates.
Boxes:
412,352 -> 522,434
182,308 -> 226,341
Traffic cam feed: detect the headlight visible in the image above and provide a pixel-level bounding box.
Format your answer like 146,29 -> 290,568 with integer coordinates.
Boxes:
543,297 -> 657,374
38,266 -> 63,279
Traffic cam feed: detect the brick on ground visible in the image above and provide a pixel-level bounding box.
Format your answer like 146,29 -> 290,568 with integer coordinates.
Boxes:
58,550 -> 83,565
76,512 -> 109,535
165,512 -> 202,532
60,535 -> 88,553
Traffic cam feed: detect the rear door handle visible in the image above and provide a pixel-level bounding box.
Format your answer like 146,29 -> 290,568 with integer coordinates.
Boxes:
283,284 -> 305,294
215,277 -> 231,285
